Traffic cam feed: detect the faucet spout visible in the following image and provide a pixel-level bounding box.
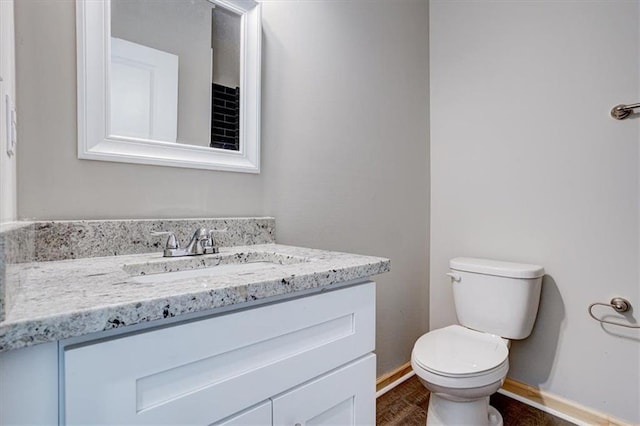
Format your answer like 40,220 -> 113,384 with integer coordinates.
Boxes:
184,228 -> 209,255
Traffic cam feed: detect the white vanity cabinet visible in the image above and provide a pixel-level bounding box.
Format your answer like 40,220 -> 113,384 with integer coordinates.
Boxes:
62,281 -> 376,425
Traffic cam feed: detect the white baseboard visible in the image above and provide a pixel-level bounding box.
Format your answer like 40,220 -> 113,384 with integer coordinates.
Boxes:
497,387 -> 585,425
500,378 -> 632,426
375,363 -> 632,426
376,370 -> 415,398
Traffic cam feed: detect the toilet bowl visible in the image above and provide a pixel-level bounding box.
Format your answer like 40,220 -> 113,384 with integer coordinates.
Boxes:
412,257 -> 544,426
411,325 -> 510,426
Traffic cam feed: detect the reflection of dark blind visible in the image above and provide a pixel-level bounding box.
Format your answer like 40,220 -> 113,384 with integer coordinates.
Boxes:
211,84 -> 240,151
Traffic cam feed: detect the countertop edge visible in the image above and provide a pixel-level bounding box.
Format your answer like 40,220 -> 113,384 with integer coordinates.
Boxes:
0,258 -> 390,352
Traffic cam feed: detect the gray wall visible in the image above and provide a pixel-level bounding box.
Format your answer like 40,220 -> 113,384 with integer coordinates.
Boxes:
430,1 -> 639,423
14,0 -> 429,376
261,0 -> 430,375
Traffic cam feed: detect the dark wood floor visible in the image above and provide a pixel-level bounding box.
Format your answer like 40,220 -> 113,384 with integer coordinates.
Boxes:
376,376 -> 576,426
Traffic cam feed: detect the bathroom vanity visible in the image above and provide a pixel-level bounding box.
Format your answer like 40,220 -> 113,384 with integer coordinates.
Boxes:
0,218 -> 389,425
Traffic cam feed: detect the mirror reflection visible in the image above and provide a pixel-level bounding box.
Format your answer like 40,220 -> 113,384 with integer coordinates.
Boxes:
211,7 -> 241,150
110,0 -> 241,151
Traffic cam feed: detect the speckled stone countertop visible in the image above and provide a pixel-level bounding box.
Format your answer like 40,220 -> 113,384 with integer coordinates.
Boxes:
0,244 -> 389,352
0,217 -> 274,322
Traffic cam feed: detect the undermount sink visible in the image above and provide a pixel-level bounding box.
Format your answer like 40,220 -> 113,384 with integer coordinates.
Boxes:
123,251 -> 309,283
130,261 -> 284,284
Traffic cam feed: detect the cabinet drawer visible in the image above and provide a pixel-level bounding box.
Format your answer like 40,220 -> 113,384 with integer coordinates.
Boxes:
63,281 -> 375,425
272,354 -> 376,426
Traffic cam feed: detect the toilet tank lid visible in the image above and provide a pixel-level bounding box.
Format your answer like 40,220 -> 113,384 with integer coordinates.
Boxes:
450,257 -> 545,279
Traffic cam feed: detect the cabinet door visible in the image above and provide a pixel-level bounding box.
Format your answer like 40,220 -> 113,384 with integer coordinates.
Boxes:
212,400 -> 271,426
272,354 -> 375,426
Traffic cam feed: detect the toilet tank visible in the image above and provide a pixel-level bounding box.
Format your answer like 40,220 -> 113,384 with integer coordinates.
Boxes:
450,257 -> 544,340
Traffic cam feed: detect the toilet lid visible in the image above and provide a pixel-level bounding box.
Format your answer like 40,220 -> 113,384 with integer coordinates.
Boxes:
413,325 -> 508,377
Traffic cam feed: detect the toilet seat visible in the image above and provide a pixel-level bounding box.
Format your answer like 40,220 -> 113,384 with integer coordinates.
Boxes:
411,325 -> 509,389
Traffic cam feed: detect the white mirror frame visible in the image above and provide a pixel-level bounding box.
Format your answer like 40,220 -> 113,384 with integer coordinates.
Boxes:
76,0 -> 261,173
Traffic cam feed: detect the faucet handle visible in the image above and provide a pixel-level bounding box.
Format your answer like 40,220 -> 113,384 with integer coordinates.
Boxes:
208,228 -> 227,242
151,231 -> 179,249
203,228 -> 227,254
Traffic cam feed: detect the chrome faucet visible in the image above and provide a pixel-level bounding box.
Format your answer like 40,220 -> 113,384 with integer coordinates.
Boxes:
152,228 -> 226,257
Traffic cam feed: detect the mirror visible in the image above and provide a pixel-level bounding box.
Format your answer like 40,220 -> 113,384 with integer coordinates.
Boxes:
76,0 -> 261,172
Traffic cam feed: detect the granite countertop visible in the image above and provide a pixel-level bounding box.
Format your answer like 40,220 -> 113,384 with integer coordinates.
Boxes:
0,243 -> 390,352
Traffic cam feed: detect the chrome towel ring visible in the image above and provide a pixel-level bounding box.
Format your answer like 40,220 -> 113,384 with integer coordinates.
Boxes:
588,297 -> 640,329
611,103 -> 640,120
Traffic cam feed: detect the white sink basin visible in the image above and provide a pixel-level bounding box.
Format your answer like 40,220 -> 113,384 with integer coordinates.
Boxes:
130,261 -> 285,284
123,251 -> 309,283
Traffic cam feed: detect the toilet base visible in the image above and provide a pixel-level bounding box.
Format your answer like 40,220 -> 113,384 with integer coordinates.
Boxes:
426,393 -> 503,426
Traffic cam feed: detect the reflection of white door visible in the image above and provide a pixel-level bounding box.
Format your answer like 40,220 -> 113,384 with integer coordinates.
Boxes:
110,37 -> 178,142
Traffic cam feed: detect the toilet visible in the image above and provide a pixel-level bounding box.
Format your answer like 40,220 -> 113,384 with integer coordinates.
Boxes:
411,257 -> 544,426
